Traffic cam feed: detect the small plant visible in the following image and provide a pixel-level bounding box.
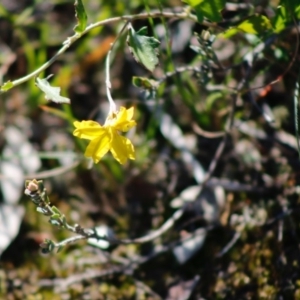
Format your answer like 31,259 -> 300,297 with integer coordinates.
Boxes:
1,0 -> 300,298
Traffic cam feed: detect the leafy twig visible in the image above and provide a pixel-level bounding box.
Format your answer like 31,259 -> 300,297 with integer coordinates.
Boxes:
24,179 -> 184,253
1,9 -> 213,93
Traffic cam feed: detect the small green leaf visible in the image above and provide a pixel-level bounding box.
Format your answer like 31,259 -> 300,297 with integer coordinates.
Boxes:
1,81 -> 13,92
282,0 -> 300,18
36,76 -> 70,104
221,14 -> 272,38
74,0 -> 87,34
45,239 -> 55,252
51,206 -> 62,215
49,215 -> 62,226
272,0 -> 300,33
127,25 -> 160,72
40,240 -> 54,254
219,27 -> 239,38
132,76 -> 158,90
272,5 -> 287,33
61,215 -> 67,225
183,0 -> 225,22
237,15 -> 272,34
296,5 -> 300,18
50,214 -> 61,220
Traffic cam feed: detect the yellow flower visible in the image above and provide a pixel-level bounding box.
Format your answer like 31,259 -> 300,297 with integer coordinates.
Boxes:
73,106 -> 136,164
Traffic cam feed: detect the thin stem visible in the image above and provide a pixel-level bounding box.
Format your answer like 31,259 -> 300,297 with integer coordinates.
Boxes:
122,207 -> 184,244
105,21 -> 130,112
2,44 -> 70,90
54,235 -> 87,249
1,9 -> 211,93
105,49 -> 116,112
54,206 -> 184,248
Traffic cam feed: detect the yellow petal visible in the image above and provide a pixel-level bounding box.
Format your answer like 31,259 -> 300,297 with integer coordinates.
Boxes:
73,120 -> 104,140
113,107 -> 136,132
84,131 -> 112,163
110,133 -> 135,164
117,120 -> 137,132
126,107 -> 134,120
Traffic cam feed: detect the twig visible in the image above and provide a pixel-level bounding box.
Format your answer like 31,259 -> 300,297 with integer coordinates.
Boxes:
206,29 -> 265,171
43,206 -> 184,250
59,206 -> 184,246
247,21 -> 299,92
38,243 -> 170,291
37,228 -> 205,291
157,66 -> 201,85
205,177 -> 267,193
0,9 -> 214,93
24,161 -> 80,179
216,231 -> 241,257
24,179 -> 185,252
192,122 -> 225,138
52,235 -> 87,249
135,279 -> 163,300
121,208 -> 184,244
200,93 -> 237,186
34,206 -> 297,292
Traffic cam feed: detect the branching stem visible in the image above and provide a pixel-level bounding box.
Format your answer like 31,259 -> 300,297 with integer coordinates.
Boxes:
0,9 -> 214,93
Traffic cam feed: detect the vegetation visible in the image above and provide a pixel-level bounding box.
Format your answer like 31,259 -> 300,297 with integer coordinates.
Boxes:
1,0 -> 300,298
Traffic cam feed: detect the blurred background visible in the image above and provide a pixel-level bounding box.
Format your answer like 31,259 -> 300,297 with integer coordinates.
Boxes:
1,0 -> 300,299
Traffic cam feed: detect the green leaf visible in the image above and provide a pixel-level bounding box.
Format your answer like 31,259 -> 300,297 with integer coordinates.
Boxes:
132,76 -> 158,90
74,0 -> 87,34
51,206 -> 62,215
183,0 -> 202,5
221,14 -> 272,38
296,5 -> 300,19
272,0 -> 300,33
183,0 -> 225,22
237,15 -> 272,34
127,26 -> 160,72
35,76 -> 70,104
282,0 -> 300,18
1,81 -> 13,92
50,214 -> 61,220
272,5 -> 287,32
45,239 -> 55,252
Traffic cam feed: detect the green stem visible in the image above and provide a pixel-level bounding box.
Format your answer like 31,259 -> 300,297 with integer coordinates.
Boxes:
0,9 -> 213,93
106,21 -> 129,113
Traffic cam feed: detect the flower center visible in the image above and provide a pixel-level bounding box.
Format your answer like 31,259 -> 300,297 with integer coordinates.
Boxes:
104,111 -> 118,127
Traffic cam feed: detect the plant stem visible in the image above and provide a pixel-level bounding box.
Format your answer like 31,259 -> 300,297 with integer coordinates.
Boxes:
0,9 -> 215,93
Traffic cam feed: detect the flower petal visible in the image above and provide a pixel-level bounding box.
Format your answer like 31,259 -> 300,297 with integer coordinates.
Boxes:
113,107 -> 136,132
84,131 -> 112,163
126,107 -> 134,120
73,121 -> 105,140
110,133 -> 135,164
